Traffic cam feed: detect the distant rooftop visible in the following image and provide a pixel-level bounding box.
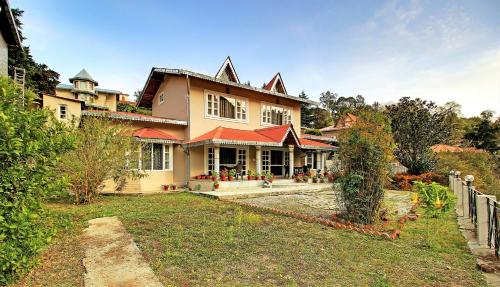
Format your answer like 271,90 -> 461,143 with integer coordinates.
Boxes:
69,68 -> 98,85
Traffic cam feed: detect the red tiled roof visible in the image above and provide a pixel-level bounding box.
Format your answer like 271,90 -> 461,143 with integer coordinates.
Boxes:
254,124 -> 294,142
263,74 -> 279,91
190,126 -> 277,144
300,138 -> 336,149
133,128 -> 182,141
82,110 -> 188,125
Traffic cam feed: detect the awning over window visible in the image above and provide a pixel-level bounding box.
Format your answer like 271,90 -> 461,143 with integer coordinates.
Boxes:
133,128 -> 182,144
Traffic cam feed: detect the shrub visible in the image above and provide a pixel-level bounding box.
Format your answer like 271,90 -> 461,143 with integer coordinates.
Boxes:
434,151 -> 499,197
338,111 -> 393,224
392,172 -> 446,190
304,128 -> 323,136
0,77 -> 73,284
58,116 -> 144,203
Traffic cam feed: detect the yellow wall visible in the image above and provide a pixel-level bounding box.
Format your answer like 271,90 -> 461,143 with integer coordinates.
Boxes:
152,76 -> 189,121
54,89 -> 75,100
42,94 -> 81,124
187,77 -> 302,139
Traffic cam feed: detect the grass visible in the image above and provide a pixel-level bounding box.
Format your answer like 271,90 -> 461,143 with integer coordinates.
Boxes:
12,192 -> 487,287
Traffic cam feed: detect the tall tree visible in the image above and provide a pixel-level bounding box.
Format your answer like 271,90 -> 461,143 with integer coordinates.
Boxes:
7,8 -> 60,94
311,107 -> 333,129
439,101 -> 466,145
298,90 -> 314,128
319,91 -> 366,123
387,97 -> 452,175
464,110 -> 499,153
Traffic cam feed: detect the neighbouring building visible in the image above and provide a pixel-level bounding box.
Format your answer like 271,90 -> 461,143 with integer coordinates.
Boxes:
0,0 -> 22,76
78,57 -> 336,192
319,113 -> 358,140
42,69 -> 129,121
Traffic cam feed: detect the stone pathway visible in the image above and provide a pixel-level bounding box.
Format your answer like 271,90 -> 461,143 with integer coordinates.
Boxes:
83,216 -> 163,287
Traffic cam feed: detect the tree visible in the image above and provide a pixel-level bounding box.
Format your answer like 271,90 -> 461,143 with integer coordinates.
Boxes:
439,102 -> 466,146
386,97 -> 452,175
319,91 -> 366,123
298,91 -> 314,128
338,110 -> 393,224
0,77 -> 73,284
464,110 -> 499,153
8,8 -> 60,94
58,117 -> 144,203
311,107 -> 333,129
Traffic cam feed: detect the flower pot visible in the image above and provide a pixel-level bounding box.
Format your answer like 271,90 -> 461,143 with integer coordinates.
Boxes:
212,176 -> 217,181
170,185 -> 176,190
196,175 -> 202,180
221,176 -> 227,181
162,185 -> 169,191
229,176 -> 234,181
247,176 -> 253,180
214,183 -> 220,189
261,176 -> 266,180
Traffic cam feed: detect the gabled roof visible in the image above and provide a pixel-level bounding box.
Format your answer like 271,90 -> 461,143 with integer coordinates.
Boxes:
215,56 -> 240,83
187,124 -> 334,150
133,128 -> 182,143
263,73 -> 287,94
138,68 -> 317,108
81,110 -> 188,126
320,113 -> 358,132
69,69 -> 98,85
0,0 -> 22,47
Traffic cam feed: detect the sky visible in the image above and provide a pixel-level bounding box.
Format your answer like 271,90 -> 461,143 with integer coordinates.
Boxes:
10,0 -> 500,117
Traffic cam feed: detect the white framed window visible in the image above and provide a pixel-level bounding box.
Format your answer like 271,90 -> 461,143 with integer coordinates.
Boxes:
158,93 -> 165,105
59,105 -> 67,119
139,143 -> 173,171
205,90 -> 248,123
262,150 -> 270,173
261,102 -> 292,126
306,152 -> 314,168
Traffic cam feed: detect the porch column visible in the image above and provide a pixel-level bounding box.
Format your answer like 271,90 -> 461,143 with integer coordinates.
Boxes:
321,152 -> 327,171
315,150 -> 321,170
214,145 -> 220,172
288,145 -> 294,178
256,146 -> 262,174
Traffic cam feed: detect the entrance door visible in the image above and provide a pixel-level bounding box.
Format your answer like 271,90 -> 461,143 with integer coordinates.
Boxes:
270,150 -> 284,176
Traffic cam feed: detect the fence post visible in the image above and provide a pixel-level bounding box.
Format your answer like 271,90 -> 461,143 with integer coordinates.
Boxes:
477,194 -> 496,247
454,171 -> 461,195
463,175 -> 474,219
449,170 -> 455,191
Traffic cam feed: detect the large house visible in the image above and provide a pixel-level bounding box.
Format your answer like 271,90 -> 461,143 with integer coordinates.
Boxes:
319,113 -> 358,140
44,57 -> 335,192
0,0 -> 22,76
41,69 -> 129,120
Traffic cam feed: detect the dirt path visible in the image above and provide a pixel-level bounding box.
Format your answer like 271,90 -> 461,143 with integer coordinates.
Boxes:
83,216 -> 163,287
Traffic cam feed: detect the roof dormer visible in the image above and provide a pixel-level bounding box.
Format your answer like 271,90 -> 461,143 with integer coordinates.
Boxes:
215,56 -> 240,83
263,73 -> 287,94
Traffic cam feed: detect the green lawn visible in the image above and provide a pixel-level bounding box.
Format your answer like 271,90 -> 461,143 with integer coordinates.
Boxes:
13,193 -> 487,287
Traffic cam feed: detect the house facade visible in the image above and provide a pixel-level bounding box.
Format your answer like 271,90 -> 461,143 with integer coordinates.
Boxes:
0,0 -> 22,76
319,113 -> 358,140
45,58 -> 335,192
42,69 -> 129,121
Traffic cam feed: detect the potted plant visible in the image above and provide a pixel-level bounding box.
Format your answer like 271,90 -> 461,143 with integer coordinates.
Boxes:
266,171 -> 274,183
312,176 -> 318,183
220,169 -> 228,181
319,175 -> 325,183
211,170 -> 219,181
303,175 -> 310,183
260,172 -> 266,180
254,171 -> 260,180
162,184 -> 169,191
213,180 -> 220,190
229,169 -> 236,181
170,184 -> 176,191
196,175 -> 202,180
247,170 -> 254,180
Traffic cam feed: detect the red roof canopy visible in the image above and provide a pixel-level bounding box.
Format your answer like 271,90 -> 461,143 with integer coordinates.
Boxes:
189,124 -> 334,150
133,128 -> 182,142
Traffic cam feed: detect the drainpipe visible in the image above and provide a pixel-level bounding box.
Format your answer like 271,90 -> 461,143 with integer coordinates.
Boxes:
185,74 -> 191,186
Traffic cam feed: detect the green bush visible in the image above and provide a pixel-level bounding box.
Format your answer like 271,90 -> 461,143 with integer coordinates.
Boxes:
338,111 -> 393,224
0,77 -> 73,284
435,151 -> 499,197
304,128 -> 323,136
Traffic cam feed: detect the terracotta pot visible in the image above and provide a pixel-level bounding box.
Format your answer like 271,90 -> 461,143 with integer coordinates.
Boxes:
229,176 -> 234,181
212,176 -> 217,181
170,185 -> 176,190
196,175 -> 201,180
162,185 -> 169,191
261,176 -> 266,180
221,176 -> 227,181
247,176 -> 253,180
214,184 -> 220,189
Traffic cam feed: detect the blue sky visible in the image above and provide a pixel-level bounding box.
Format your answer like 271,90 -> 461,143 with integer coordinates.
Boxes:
11,0 -> 500,117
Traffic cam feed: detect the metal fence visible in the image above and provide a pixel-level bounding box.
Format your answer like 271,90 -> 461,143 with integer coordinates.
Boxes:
450,171 -> 500,258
